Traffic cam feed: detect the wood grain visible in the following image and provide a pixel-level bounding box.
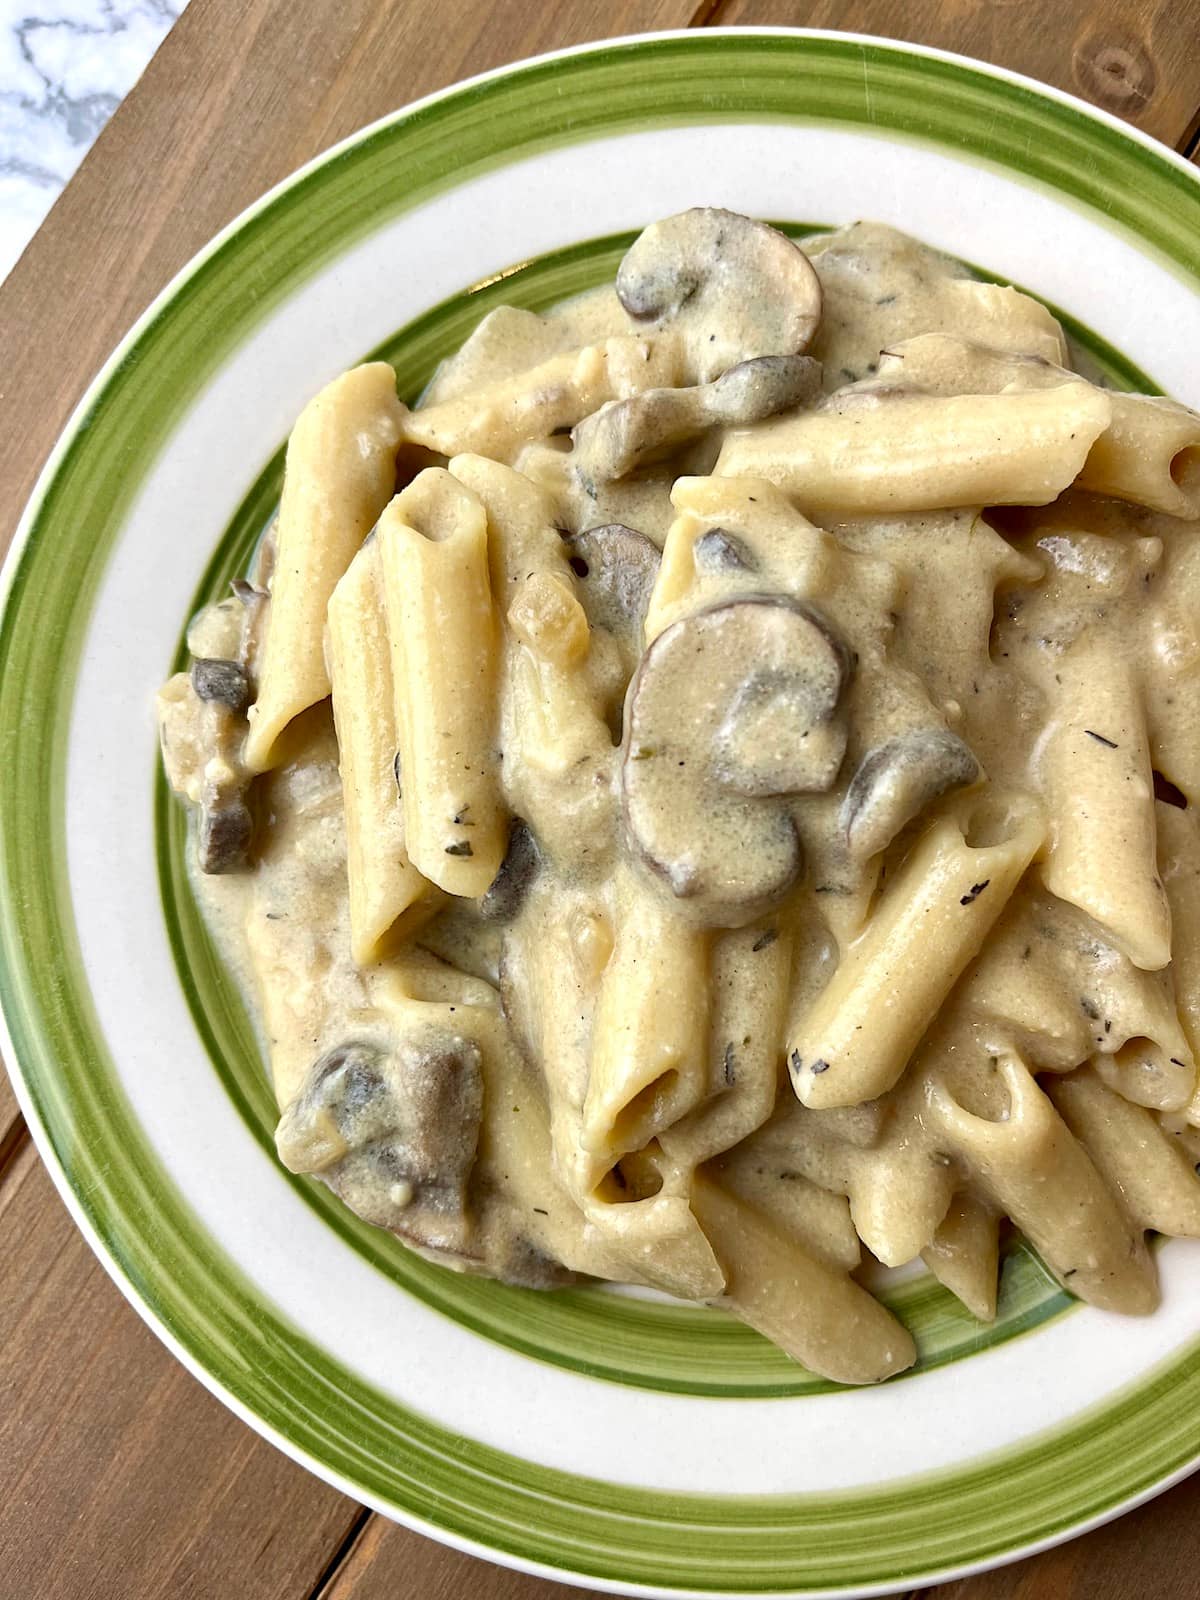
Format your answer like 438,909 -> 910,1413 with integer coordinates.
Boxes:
320,1513 -> 610,1600
718,0 -> 1200,150
0,0 -> 701,552
2,1 -> 1200,1597
0,1138 -> 360,1600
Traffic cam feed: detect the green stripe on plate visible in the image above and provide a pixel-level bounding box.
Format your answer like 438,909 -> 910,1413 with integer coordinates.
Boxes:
3,31 -> 1200,1594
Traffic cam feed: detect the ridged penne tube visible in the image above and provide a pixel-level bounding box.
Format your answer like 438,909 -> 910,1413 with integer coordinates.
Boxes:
710,1144 -> 861,1270
449,454 -> 614,866
500,877 -> 604,1198
583,868 -> 712,1180
714,383 -> 1111,519
691,1170 -> 916,1384
1048,1069 -> 1200,1236
378,469 -> 506,897
921,1193 -> 1000,1322
844,1092 -> 958,1267
875,333 -> 1200,518
788,792 -> 1044,1109
1159,806 -> 1200,1125
448,453 -> 576,597
1036,641 -> 1170,971
927,1054 -> 1158,1313
245,363 -> 403,772
659,919 -> 793,1169
400,333 -> 687,461
327,541 -> 438,964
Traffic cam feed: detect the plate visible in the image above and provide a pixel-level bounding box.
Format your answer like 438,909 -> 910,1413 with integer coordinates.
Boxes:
3,28 -> 1200,1599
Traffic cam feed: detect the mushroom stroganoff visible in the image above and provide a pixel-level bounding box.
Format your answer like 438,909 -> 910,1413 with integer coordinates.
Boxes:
159,211 -> 1200,1384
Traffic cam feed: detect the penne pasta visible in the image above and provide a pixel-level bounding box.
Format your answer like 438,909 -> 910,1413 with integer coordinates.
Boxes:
788,792 -> 1045,1109
876,333 -> 1200,518
1048,1068 -> 1200,1237
927,1054 -> 1158,1313
377,469 -> 507,897
245,362 -> 403,772
326,540 -> 438,964
691,1169 -> 916,1384
715,383 -> 1111,519
921,1192 -> 1000,1323
583,866 -> 712,1180
659,917 -> 793,1169
400,333 -> 687,461
1035,640 -> 1171,971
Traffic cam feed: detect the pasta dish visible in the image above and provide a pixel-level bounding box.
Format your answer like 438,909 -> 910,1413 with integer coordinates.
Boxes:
158,211 -> 1200,1384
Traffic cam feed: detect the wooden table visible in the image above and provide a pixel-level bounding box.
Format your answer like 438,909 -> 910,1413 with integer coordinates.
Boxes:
2,2 -> 1199,1595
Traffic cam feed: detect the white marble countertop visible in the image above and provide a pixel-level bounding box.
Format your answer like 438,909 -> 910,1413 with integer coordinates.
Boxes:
0,0 -> 186,281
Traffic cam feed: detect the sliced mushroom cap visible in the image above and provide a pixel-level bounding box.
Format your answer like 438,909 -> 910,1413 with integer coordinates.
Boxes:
713,609 -> 851,796
276,1031 -> 484,1254
693,527 -> 755,573
623,597 -> 853,926
563,523 -> 661,670
191,657 -> 251,713
616,209 -> 823,383
840,728 -> 982,859
572,354 -> 820,483
479,819 -> 541,924
197,794 -> 253,873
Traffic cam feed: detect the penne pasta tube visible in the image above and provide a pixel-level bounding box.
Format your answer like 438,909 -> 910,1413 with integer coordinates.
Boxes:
715,383 -> 1112,519
788,791 -> 1044,1109
1036,640 -> 1171,971
377,468 -> 507,897
245,362 -> 403,772
449,454 -> 615,865
920,1192 -> 1000,1323
1048,1068 -> 1200,1237
400,333 -> 687,461
843,1077 -> 958,1266
711,1141 -> 861,1270
691,1169 -> 916,1384
876,334 -> 1200,518
326,541 -> 439,964
1158,801 -> 1200,1073
583,866 -> 712,1179
927,1054 -> 1158,1313
659,918 -> 793,1169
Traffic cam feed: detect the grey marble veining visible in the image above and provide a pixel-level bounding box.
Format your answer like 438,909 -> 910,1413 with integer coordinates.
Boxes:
0,0 -> 187,281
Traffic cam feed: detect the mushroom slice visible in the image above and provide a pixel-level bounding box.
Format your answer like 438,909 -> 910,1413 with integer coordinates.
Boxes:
841,728 -> 982,860
276,1031 -> 484,1255
616,209 -> 823,383
572,353 -> 820,482
693,527 -> 755,573
623,597 -> 851,926
713,607 -> 851,796
563,522 -> 661,671
479,819 -> 541,924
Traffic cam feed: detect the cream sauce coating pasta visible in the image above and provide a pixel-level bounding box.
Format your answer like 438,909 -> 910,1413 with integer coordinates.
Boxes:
158,211 -> 1200,1384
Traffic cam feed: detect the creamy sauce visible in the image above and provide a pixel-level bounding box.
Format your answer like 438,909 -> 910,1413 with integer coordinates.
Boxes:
159,213 -> 1200,1382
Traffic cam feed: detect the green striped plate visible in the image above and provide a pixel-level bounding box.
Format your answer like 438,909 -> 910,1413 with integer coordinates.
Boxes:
3,29 -> 1199,1597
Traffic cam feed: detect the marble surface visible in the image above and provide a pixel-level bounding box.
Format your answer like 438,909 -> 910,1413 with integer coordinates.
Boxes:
0,0 -> 186,280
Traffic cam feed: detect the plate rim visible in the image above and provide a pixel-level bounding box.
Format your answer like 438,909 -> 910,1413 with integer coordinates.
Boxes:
3,26 -> 1200,1599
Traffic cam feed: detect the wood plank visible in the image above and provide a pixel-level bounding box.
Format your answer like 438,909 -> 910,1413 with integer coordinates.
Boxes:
914,1471 -> 1200,1599
0,1066 -> 23,1175
716,0 -> 1200,150
320,1511 -> 611,1600
0,1137 -> 361,1599
0,0 -> 702,557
